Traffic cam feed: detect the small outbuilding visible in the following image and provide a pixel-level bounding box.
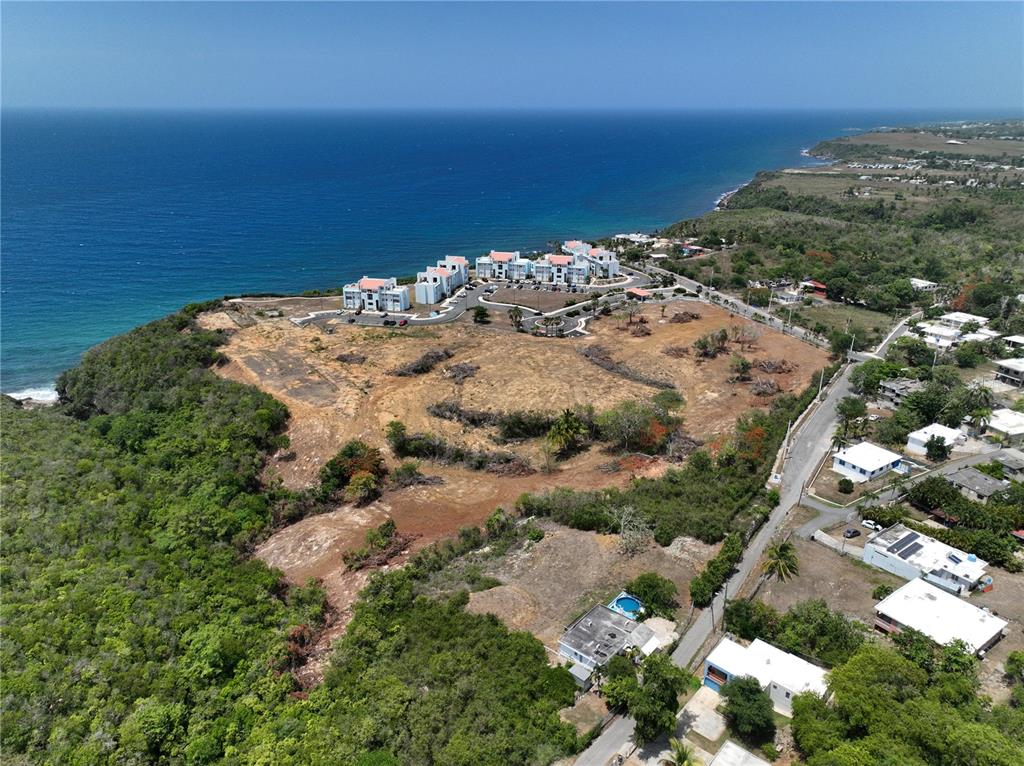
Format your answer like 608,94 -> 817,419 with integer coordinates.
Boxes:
993,448 -> 1024,480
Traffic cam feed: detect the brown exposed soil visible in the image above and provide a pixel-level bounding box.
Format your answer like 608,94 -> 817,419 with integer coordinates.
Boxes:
466,521 -> 718,652
201,300 -> 826,667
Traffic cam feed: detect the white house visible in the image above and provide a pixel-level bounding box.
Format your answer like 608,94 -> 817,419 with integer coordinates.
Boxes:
986,408 -> 1024,445
582,246 -> 621,278
961,327 -> 1002,343
1002,335 -> 1024,350
915,321 -> 961,350
703,637 -> 828,716
342,277 -> 411,312
475,250 -> 533,281
937,311 -> 989,331
414,267 -> 455,305
438,255 -> 470,285
905,423 -> 965,456
874,578 -> 1007,656
910,278 -> 939,292
994,358 -> 1024,388
832,442 -> 905,483
534,253 -> 590,285
863,523 -> 988,596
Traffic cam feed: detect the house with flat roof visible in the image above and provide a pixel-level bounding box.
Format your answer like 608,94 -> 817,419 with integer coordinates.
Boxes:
831,442 -> 905,484
947,466 -> 1010,504
993,448 -> 1024,480
863,523 -> 988,596
558,605 -> 638,673
342,277 -> 411,312
879,377 -> 925,409
905,423 -> 964,456
1003,335 -> 1024,350
475,250 -> 533,281
910,278 -> 939,292
994,358 -> 1024,388
962,327 -> 1002,343
703,637 -> 828,716
987,408 -> 1024,445
915,321 -> 961,350
937,311 -> 989,330
874,578 -> 1007,656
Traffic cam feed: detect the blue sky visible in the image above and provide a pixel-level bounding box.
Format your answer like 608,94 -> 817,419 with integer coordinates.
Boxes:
2,2 -> 1021,111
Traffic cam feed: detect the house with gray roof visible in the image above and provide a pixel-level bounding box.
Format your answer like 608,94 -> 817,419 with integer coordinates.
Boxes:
946,466 -> 1010,504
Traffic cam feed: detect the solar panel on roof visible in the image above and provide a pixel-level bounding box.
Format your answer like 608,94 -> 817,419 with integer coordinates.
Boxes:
898,542 -> 924,560
948,553 -> 962,564
888,532 -> 920,554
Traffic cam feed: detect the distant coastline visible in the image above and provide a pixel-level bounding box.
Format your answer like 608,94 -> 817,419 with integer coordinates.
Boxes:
2,110 -> 937,398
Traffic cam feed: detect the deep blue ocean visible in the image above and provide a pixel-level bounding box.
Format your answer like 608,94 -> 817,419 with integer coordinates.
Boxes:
0,109 -> 981,396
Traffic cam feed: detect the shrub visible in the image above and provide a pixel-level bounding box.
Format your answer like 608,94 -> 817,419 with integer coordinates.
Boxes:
837,478 -> 854,494
390,348 -> 453,376
345,471 -> 380,505
690,533 -> 743,607
626,572 -> 678,618
320,440 -> 387,498
872,584 -> 895,601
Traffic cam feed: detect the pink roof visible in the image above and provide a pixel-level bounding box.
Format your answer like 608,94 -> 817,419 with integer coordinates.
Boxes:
548,255 -> 573,266
444,255 -> 469,265
627,287 -> 652,297
358,277 -> 388,290
490,250 -> 517,262
428,267 -> 452,277
565,240 -> 584,248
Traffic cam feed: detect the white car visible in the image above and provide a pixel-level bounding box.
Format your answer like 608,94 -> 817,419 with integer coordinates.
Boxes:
860,519 -> 882,531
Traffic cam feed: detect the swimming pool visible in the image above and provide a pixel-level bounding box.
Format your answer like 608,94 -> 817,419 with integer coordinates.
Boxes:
608,592 -> 643,619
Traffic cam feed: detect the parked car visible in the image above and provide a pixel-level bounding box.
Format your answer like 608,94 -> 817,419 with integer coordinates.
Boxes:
398,319 -> 408,327
383,319 -> 397,326
347,317 -> 356,324
381,312 -> 388,318
843,528 -> 861,539
860,519 -> 882,531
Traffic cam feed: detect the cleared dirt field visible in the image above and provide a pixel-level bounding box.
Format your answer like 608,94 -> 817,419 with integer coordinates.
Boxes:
750,538 -> 903,626
204,300 -> 826,650
466,521 -> 717,652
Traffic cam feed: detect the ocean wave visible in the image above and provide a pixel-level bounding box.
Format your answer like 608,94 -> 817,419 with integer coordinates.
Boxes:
5,386 -> 58,403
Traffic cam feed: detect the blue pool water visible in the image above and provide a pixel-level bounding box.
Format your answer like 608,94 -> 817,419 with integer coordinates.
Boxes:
614,596 -> 642,618
1,108 -> 984,395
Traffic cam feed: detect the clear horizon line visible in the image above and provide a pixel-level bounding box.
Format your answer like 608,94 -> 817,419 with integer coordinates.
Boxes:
4,105 -> 1023,116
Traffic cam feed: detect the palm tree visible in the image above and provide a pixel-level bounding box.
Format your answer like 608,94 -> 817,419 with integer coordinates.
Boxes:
968,407 -> 992,435
762,539 -> 799,583
507,305 -> 524,331
831,428 -> 850,452
660,738 -> 702,766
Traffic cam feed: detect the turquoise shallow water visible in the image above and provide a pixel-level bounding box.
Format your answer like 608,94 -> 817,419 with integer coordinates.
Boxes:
0,109 -> 973,394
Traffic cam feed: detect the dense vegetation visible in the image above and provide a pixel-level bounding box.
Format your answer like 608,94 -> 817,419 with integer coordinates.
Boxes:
1,308 -> 581,764
726,599 -> 1024,764
791,642 -> 1024,766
